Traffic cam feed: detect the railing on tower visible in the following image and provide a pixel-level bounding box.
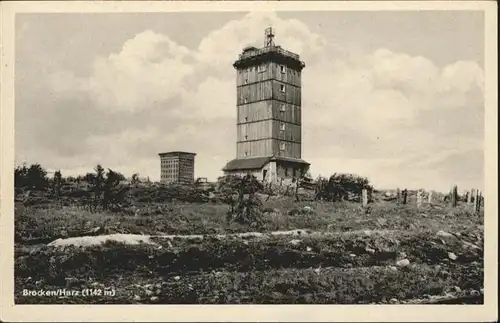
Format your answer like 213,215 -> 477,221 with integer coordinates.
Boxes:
237,45 -> 300,61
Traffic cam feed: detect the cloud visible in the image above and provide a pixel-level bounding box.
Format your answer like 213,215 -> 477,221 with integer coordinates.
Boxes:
17,12 -> 485,192
195,12 -> 327,75
184,77 -> 235,119
50,30 -> 195,112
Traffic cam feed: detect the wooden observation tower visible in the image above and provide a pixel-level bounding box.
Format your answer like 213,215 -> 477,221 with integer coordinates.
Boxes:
222,27 -> 310,182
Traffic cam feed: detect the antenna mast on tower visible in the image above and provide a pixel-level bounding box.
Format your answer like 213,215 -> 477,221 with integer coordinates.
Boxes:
264,27 -> 275,47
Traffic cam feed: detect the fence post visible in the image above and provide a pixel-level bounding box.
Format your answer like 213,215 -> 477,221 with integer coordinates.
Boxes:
362,189 -> 368,207
477,190 -> 481,212
402,189 -> 407,205
428,191 -> 433,204
474,189 -> 481,213
473,189 -> 478,212
396,188 -> 401,205
416,190 -> 422,208
479,191 -> 483,213
451,185 -> 458,208
467,189 -> 472,204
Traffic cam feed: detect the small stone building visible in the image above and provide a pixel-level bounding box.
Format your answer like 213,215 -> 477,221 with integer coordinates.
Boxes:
223,155 -> 309,183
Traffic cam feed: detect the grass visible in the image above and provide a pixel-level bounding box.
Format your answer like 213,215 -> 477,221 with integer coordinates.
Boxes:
13,193 -> 484,304
15,198 -> 483,243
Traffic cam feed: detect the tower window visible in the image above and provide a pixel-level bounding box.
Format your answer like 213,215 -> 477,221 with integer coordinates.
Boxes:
244,151 -> 248,157
280,84 -> 285,92
280,65 -> 286,73
280,142 -> 286,151
280,104 -> 286,112
258,64 -> 267,73
244,116 -> 248,121
244,78 -> 248,84
244,98 -> 248,104
280,123 -> 285,131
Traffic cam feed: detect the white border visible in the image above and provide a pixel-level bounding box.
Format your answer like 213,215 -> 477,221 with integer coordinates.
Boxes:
1,1 -> 497,322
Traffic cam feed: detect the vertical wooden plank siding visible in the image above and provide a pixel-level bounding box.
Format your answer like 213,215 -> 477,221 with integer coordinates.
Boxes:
237,139 -> 274,158
234,47 -> 304,165
237,120 -> 273,141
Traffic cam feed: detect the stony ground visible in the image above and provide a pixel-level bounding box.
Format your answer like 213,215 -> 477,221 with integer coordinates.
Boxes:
14,197 -> 484,304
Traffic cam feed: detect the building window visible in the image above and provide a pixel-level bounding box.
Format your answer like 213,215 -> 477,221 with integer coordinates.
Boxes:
244,134 -> 248,140
280,123 -> 285,131
244,78 -> 248,84
244,116 -> 248,121
280,65 -> 286,73
280,142 -> 286,151
280,84 -> 285,92
244,98 -> 248,104
244,151 -> 248,157
258,64 -> 267,73
285,168 -> 289,176
280,104 -> 286,112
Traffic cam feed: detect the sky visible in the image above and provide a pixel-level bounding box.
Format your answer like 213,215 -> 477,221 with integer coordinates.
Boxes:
15,11 -> 485,192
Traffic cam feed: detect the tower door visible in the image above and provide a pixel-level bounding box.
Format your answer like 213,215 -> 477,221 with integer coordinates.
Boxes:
263,169 -> 268,181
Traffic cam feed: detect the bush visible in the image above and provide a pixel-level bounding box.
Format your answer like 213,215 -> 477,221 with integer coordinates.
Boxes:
220,174 -> 264,227
217,175 -> 264,197
15,163 -> 49,191
315,173 -> 373,202
132,185 -> 210,204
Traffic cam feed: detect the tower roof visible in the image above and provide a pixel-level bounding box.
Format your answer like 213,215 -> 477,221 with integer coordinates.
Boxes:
233,28 -> 305,71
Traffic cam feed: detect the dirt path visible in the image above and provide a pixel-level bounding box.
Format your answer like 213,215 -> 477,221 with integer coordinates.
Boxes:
47,228 -> 402,248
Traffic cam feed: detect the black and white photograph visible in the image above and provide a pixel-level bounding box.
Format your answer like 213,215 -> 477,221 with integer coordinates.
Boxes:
0,1 -> 497,322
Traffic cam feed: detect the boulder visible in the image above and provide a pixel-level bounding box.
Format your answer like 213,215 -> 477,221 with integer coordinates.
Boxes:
436,230 -> 454,238
396,259 -> 410,267
365,247 -> 376,254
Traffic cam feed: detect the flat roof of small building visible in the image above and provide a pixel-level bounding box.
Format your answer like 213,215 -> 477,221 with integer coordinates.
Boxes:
159,151 -> 197,157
